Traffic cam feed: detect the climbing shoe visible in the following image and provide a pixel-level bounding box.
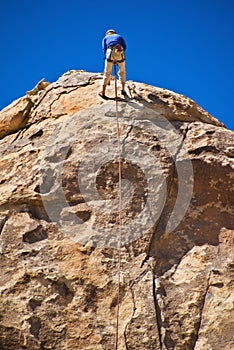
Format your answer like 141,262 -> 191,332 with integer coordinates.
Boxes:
98,92 -> 108,100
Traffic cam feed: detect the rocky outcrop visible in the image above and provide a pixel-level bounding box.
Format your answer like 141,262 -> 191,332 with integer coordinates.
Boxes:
0,96 -> 34,139
0,70 -> 233,350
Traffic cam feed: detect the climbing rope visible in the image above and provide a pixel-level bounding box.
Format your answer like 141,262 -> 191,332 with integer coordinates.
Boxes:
114,62 -> 122,350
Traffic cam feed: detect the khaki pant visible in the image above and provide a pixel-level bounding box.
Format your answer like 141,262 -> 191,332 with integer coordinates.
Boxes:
102,47 -> 126,86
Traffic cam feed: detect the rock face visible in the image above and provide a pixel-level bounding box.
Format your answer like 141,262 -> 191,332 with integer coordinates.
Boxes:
0,70 -> 233,350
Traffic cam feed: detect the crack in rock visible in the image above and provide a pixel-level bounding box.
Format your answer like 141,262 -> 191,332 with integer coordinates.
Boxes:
153,275 -> 163,350
193,271 -> 212,349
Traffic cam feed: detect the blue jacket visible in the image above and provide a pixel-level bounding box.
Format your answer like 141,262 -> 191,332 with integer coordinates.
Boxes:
102,34 -> 127,54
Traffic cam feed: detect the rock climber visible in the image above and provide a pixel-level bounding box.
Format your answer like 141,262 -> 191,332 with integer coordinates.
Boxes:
99,29 -> 127,99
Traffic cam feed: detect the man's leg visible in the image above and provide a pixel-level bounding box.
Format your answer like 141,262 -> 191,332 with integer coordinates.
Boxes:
118,61 -> 126,94
100,60 -> 113,96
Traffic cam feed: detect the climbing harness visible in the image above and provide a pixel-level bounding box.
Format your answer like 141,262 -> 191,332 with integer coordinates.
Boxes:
107,45 -> 125,63
107,57 -> 125,63
114,62 -> 123,350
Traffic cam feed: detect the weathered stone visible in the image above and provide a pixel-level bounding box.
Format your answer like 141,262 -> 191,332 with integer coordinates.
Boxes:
0,70 -> 233,350
26,78 -> 50,96
127,81 -> 224,127
0,96 -> 34,139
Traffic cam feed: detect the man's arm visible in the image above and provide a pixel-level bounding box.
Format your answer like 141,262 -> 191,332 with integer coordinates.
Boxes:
119,36 -> 127,51
102,38 -> 107,54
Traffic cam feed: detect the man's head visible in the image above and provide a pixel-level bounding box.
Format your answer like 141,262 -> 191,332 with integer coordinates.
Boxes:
105,29 -> 116,36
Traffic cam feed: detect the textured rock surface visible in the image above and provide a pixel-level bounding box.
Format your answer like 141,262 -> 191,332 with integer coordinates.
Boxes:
0,70 -> 233,350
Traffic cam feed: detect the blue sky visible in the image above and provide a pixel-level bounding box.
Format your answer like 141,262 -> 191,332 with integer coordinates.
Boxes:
1,0 -> 233,130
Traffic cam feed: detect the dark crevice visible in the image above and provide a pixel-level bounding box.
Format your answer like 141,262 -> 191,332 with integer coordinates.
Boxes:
142,123 -> 191,270
140,164 -> 175,267
27,201 -> 51,222
123,330 -> 130,350
10,83 -> 88,139
12,201 -> 50,223
193,271 -> 212,349
29,129 -> 43,139
139,164 -> 177,268
28,298 -> 42,311
47,86 -> 80,115
122,123 -> 134,156
188,145 -> 220,155
23,225 -> 48,244
32,83 -> 73,109
163,259 -> 182,280
10,129 -> 25,143
174,123 -> 190,160
123,282 -> 137,350
83,283 -> 98,312
129,269 -> 149,287
33,76 -> 95,110
28,316 -> 41,339
152,275 -> 163,350
8,116 -> 48,143
140,223 -> 159,269
0,216 -> 8,235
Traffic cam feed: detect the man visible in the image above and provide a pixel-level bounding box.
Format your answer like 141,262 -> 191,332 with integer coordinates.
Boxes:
99,29 -> 127,98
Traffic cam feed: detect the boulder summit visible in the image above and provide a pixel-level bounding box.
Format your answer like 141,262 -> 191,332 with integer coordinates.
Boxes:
0,70 -> 233,349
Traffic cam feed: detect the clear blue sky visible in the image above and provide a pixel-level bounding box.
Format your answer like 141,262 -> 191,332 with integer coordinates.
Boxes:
1,0 -> 233,130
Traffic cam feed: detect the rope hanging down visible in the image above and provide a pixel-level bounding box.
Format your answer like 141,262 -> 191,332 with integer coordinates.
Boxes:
114,63 -> 123,350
